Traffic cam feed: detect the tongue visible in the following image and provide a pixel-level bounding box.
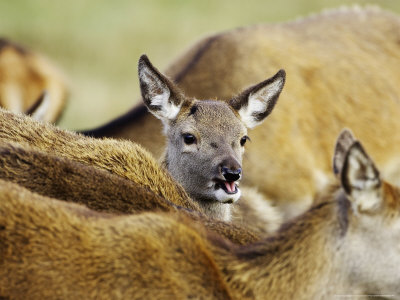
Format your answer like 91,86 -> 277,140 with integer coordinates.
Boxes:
224,181 -> 236,193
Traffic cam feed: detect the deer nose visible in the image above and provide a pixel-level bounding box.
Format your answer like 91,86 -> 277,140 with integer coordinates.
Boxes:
221,167 -> 242,182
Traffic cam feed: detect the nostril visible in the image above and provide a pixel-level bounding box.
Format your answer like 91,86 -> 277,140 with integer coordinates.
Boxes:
221,166 -> 229,174
221,167 -> 242,181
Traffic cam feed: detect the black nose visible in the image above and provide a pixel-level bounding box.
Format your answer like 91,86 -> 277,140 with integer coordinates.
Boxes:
221,167 -> 241,181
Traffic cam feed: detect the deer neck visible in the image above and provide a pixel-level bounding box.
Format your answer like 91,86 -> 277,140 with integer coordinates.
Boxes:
211,198 -> 351,299
198,200 -> 231,222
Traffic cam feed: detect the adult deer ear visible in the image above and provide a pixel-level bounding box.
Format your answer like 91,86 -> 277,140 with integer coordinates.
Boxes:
341,141 -> 382,213
333,129 -> 357,177
138,55 -> 186,122
229,70 -> 285,129
26,90 -> 50,121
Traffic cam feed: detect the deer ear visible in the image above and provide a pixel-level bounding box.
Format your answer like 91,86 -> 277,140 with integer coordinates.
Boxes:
229,70 -> 285,129
341,141 -> 382,213
333,129 -> 357,177
26,90 -> 50,121
138,55 -> 185,121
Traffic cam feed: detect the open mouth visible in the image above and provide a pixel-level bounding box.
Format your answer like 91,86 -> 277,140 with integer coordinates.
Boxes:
214,179 -> 238,195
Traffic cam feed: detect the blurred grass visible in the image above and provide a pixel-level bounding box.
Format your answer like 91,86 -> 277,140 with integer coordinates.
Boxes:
0,0 -> 399,130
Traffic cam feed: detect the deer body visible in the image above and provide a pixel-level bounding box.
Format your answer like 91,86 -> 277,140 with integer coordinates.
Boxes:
0,38 -> 68,122
0,142 -> 259,244
1,132 -> 400,299
0,141 -> 174,214
0,107 -> 198,211
81,7 -> 400,218
0,181 -> 233,300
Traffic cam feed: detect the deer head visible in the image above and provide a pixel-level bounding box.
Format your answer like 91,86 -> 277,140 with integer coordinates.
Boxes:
334,134 -> 400,295
138,55 -> 285,218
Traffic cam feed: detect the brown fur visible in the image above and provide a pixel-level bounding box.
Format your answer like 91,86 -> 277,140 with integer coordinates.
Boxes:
0,142 -> 258,245
0,181 -> 340,300
81,6 -> 400,218
2,135 -> 400,298
0,141 -> 173,214
0,180 -> 233,299
0,110 -> 277,238
0,107 -> 199,211
0,38 -> 68,122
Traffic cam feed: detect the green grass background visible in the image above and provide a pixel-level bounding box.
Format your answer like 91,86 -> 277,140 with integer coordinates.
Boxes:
0,0 -> 399,130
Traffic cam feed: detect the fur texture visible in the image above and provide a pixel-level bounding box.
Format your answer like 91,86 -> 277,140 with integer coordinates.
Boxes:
0,109 -> 280,235
0,108 -> 198,211
0,141 -> 174,213
2,135 -> 400,299
0,141 -> 259,245
0,180 -> 232,299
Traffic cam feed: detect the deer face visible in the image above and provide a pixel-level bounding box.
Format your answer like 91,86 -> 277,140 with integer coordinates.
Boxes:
334,132 -> 400,295
138,55 -> 285,205
165,100 -> 247,204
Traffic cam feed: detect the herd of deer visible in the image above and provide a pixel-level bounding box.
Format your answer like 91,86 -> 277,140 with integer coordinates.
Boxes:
1,6 -> 400,299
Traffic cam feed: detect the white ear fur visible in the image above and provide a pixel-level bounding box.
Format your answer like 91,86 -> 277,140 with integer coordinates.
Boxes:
138,56 -> 182,121
342,142 -> 382,213
237,70 -> 285,129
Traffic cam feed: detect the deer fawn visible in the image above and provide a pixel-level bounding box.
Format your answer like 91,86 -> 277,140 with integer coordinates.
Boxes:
81,6 -> 400,219
1,130 -> 400,299
0,38 -> 68,122
138,55 -> 285,221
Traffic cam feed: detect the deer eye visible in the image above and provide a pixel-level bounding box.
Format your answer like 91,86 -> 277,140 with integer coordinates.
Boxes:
240,135 -> 250,146
183,133 -> 196,145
